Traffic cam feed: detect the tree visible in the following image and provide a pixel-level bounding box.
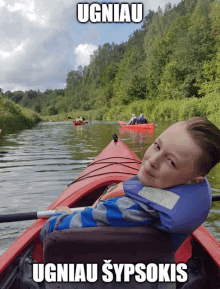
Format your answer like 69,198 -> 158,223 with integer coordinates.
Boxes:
27,90 -> 38,99
141,10 -> 154,31
11,91 -> 24,103
66,70 -> 83,89
4,91 -> 13,99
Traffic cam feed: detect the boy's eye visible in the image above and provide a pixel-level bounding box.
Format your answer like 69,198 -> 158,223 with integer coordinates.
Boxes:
154,142 -> 160,150
168,159 -> 175,167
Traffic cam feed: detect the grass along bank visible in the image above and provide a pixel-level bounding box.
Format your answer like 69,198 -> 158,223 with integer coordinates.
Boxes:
40,93 -> 220,124
0,95 -> 41,134
106,94 -> 220,123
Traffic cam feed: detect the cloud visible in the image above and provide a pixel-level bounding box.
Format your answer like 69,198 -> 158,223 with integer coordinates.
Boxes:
0,0 -> 78,92
74,44 -> 98,69
0,0 -> 182,92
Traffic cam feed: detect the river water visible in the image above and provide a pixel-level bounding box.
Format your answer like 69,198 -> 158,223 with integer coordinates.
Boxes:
0,121 -> 220,255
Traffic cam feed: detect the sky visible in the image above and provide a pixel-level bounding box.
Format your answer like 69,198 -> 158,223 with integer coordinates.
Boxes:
0,0 -> 182,93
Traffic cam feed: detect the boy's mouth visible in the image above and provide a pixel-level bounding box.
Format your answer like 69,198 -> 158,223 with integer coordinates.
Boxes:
144,168 -> 155,178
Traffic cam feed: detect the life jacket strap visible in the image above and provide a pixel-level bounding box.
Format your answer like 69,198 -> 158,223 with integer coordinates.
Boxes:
92,182 -> 125,207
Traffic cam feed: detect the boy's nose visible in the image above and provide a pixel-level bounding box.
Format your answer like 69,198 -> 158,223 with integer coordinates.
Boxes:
149,153 -> 162,169
149,157 -> 158,169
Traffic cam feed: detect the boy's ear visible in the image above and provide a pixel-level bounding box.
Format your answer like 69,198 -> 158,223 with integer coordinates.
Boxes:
187,176 -> 205,185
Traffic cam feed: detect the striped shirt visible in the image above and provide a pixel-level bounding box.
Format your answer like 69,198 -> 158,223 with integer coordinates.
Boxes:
40,196 -> 159,242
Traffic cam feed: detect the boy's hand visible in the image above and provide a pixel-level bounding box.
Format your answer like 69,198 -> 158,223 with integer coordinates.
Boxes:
55,206 -> 72,214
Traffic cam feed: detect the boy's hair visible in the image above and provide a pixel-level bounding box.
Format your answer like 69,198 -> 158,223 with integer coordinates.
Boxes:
185,117 -> 220,176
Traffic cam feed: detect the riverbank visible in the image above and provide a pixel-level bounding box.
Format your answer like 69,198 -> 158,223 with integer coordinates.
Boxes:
0,96 -> 41,134
41,93 -> 220,124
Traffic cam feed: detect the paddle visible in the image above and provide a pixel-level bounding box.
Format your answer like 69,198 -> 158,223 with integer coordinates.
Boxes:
0,206 -> 91,223
0,193 -> 220,223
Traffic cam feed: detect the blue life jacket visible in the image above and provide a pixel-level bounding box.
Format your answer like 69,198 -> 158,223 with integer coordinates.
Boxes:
123,175 -> 212,251
138,116 -> 147,124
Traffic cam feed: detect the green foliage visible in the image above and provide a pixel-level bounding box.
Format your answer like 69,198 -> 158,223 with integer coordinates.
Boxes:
11,91 -> 25,103
143,9 -> 173,97
112,46 -> 144,105
106,95 -> 212,122
100,62 -> 119,87
0,96 -> 41,133
55,95 -> 69,113
126,72 -> 147,101
209,0 -> 220,43
40,91 -> 220,123
158,61 -> 183,99
45,105 -> 58,116
2,98 -> 22,115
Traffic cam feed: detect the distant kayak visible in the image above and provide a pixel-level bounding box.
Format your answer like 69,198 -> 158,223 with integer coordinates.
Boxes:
118,120 -> 155,131
73,120 -> 86,126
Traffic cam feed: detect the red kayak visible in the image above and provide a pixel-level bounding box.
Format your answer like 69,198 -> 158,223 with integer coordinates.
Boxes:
73,120 -> 86,126
118,120 -> 155,131
0,135 -> 220,288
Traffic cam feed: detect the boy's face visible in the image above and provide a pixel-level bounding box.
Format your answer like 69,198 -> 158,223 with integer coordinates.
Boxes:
138,122 -> 204,189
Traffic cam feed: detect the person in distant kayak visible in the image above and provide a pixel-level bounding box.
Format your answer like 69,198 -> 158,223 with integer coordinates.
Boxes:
128,114 -> 138,124
75,117 -> 80,122
138,113 -> 148,124
40,117 -> 220,253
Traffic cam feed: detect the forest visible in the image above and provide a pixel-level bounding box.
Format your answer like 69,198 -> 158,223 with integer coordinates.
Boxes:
2,0 -> 220,123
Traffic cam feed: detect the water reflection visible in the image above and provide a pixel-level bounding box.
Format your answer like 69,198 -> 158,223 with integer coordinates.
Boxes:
119,127 -> 154,138
119,128 -> 155,158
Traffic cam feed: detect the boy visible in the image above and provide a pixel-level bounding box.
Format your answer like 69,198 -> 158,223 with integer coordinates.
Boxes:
40,117 -> 220,251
